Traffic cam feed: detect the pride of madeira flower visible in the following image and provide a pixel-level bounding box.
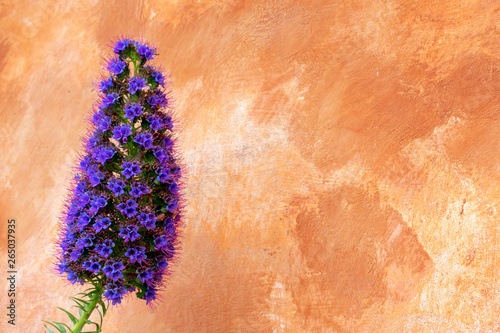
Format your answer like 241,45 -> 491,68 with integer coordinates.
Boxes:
46,38 -> 183,333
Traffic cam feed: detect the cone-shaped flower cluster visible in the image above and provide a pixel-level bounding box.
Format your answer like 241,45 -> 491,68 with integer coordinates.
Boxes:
56,38 -> 183,306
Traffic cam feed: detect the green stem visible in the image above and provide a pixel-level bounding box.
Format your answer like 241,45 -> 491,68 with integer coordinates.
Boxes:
71,287 -> 103,333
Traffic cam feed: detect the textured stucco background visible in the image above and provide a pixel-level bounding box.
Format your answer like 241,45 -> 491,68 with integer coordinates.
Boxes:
0,0 -> 499,332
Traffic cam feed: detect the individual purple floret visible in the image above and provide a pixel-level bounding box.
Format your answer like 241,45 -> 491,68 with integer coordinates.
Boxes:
166,200 -> 178,213
121,161 -> 141,179
101,92 -> 119,108
102,261 -> 125,282
87,166 -> 104,187
91,146 -> 115,164
90,200 -> 104,213
93,111 -> 111,131
156,168 -> 171,183
147,115 -> 164,131
136,43 -> 155,61
103,282 -> 127,305
162,137 -> 174,149
127,76 -> 146,95
83,257 -> 102,275
106,178 -> 126,197
113,38 -> 131,54
134,132 -> 154,149
129,183 -> 149,198
118,225 -> 141,242
95,239 -> 115,258
108,57 -> 126,75
123,103 -> 143,121
77,213 -> 91,231
99,77 -> 114,92
151,71 -> 165,86
153,149 -> 168,162
169,183 -> 179,194
154,235 -> 169,251
75,236 -> 93,248
116,199 -> 139,218
137,268 -> 154,284
144,288 -> 157,304
112,124 -> 132,143
67,270 -> 84,285
93,217 -> 111,233
157,259 -> 168,271
147,91 -> 168,107
138,212 -> 157,230
69,248 -> 83,262
125,246 -> 147,264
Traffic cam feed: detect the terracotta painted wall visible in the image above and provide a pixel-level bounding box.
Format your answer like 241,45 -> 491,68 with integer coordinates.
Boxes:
0,0 -> 499,332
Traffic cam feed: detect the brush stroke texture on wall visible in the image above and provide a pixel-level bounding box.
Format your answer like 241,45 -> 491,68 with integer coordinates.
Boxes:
0,0 -> 498,332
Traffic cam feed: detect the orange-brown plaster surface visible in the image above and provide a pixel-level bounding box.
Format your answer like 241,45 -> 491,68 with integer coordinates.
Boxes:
0,0 -> 498,332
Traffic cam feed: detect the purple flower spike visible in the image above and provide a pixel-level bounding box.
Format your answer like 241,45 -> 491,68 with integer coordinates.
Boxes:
56,38 -> 184,308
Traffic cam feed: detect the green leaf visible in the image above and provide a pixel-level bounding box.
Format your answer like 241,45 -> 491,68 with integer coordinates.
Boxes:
57,307 -> 77,325
71,297 -> 88,310
44,325 -> 55,333
96,306 -> 103,328
89,320 -> 101,331
43,320 -> 69,333
53,320 -> 71,333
